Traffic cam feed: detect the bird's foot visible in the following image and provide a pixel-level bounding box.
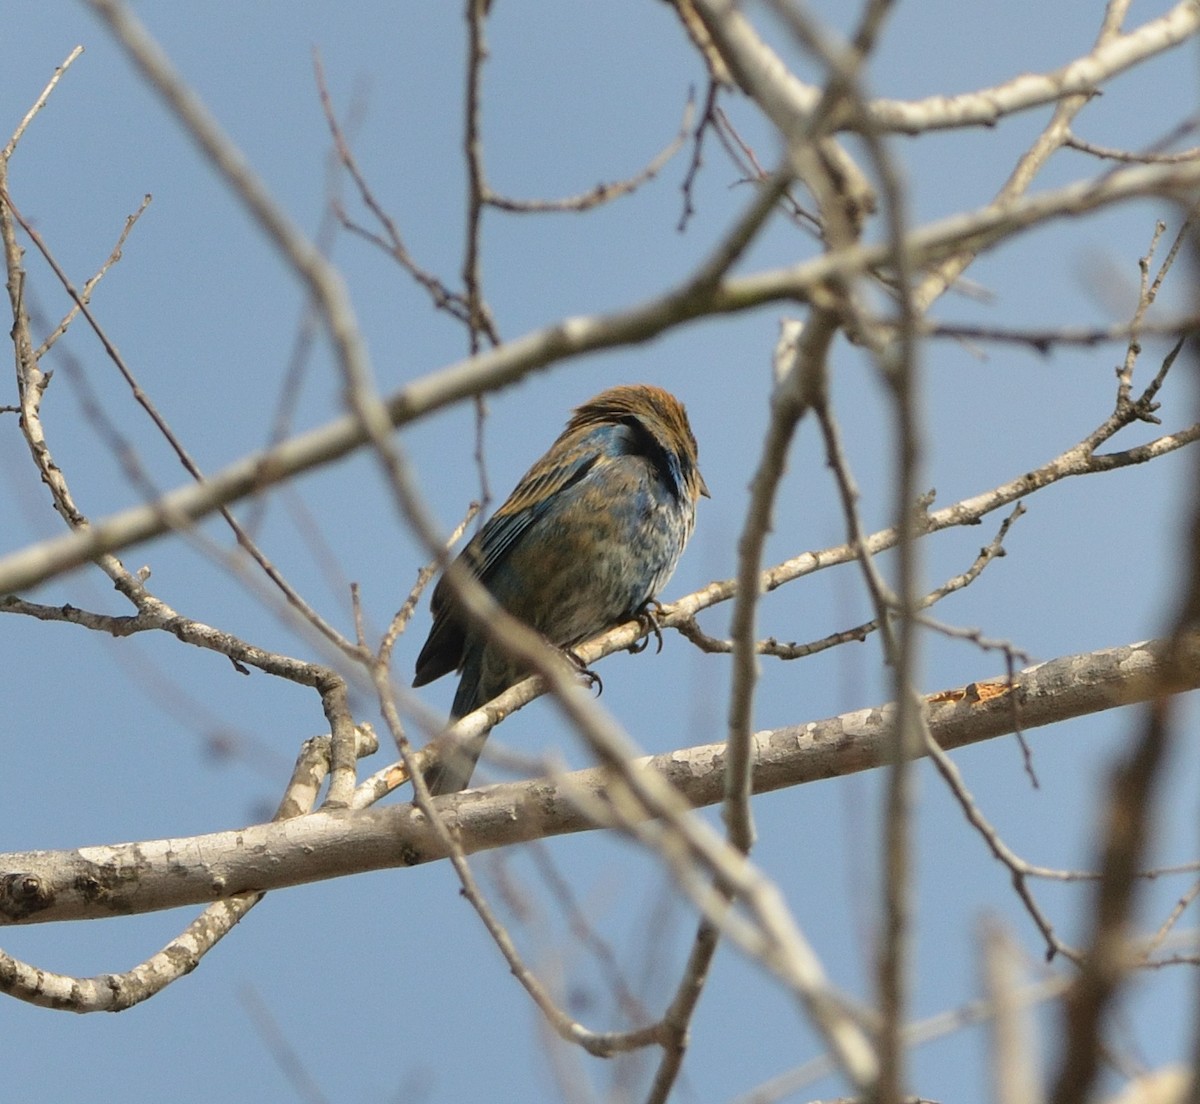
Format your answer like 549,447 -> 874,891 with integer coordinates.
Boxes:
627,599 -> 665,655
564,648 -> 603,696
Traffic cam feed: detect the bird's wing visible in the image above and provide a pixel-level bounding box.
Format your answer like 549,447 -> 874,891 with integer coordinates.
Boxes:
468,441 -> 603,579
413,441 -> 604,687
412,582 -> 466,686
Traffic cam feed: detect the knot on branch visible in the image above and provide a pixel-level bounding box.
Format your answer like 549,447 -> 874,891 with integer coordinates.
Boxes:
0,872 -> 53,919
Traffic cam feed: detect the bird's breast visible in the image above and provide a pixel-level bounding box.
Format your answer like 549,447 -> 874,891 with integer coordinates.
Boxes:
484,461 -> 694,648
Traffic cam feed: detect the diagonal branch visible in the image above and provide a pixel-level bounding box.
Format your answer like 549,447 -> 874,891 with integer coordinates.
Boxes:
1,152 -> 1198,598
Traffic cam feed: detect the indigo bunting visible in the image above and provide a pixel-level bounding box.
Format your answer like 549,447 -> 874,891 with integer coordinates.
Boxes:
413,384 -> 708,794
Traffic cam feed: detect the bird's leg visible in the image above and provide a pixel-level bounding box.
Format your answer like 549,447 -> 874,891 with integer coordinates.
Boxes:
627,598 -> 665,655
563,647 -> 604,696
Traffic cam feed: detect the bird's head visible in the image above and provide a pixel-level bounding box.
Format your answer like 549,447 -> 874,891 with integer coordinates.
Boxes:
568,384 -> 710,502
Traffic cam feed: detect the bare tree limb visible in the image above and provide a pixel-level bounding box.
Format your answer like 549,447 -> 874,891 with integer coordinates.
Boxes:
694,0 -> 1200,137
2,633 -> 1194,932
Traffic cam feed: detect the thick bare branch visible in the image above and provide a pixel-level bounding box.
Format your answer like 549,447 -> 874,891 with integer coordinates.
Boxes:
2,633 -> 1193,931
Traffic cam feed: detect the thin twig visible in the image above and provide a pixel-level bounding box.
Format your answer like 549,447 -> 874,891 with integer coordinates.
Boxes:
1,46 -> 84,161
678,81 -> 720,232
486,98 -> 693,213
462,0 -> 491,355
35,193 -> 151,358
1065,132 -> 1200,164
312,51 -> 480,329
676,501 -> 1027,660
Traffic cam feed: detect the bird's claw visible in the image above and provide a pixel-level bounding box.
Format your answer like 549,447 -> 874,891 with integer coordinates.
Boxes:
564,648 -> 604,696
628,599 -> 665,655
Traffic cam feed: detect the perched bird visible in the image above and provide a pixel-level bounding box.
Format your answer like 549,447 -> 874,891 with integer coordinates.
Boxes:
413,383 -> 709,794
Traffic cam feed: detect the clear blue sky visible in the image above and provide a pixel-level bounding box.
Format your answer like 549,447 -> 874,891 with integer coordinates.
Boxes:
2,3 -> 1198,1102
